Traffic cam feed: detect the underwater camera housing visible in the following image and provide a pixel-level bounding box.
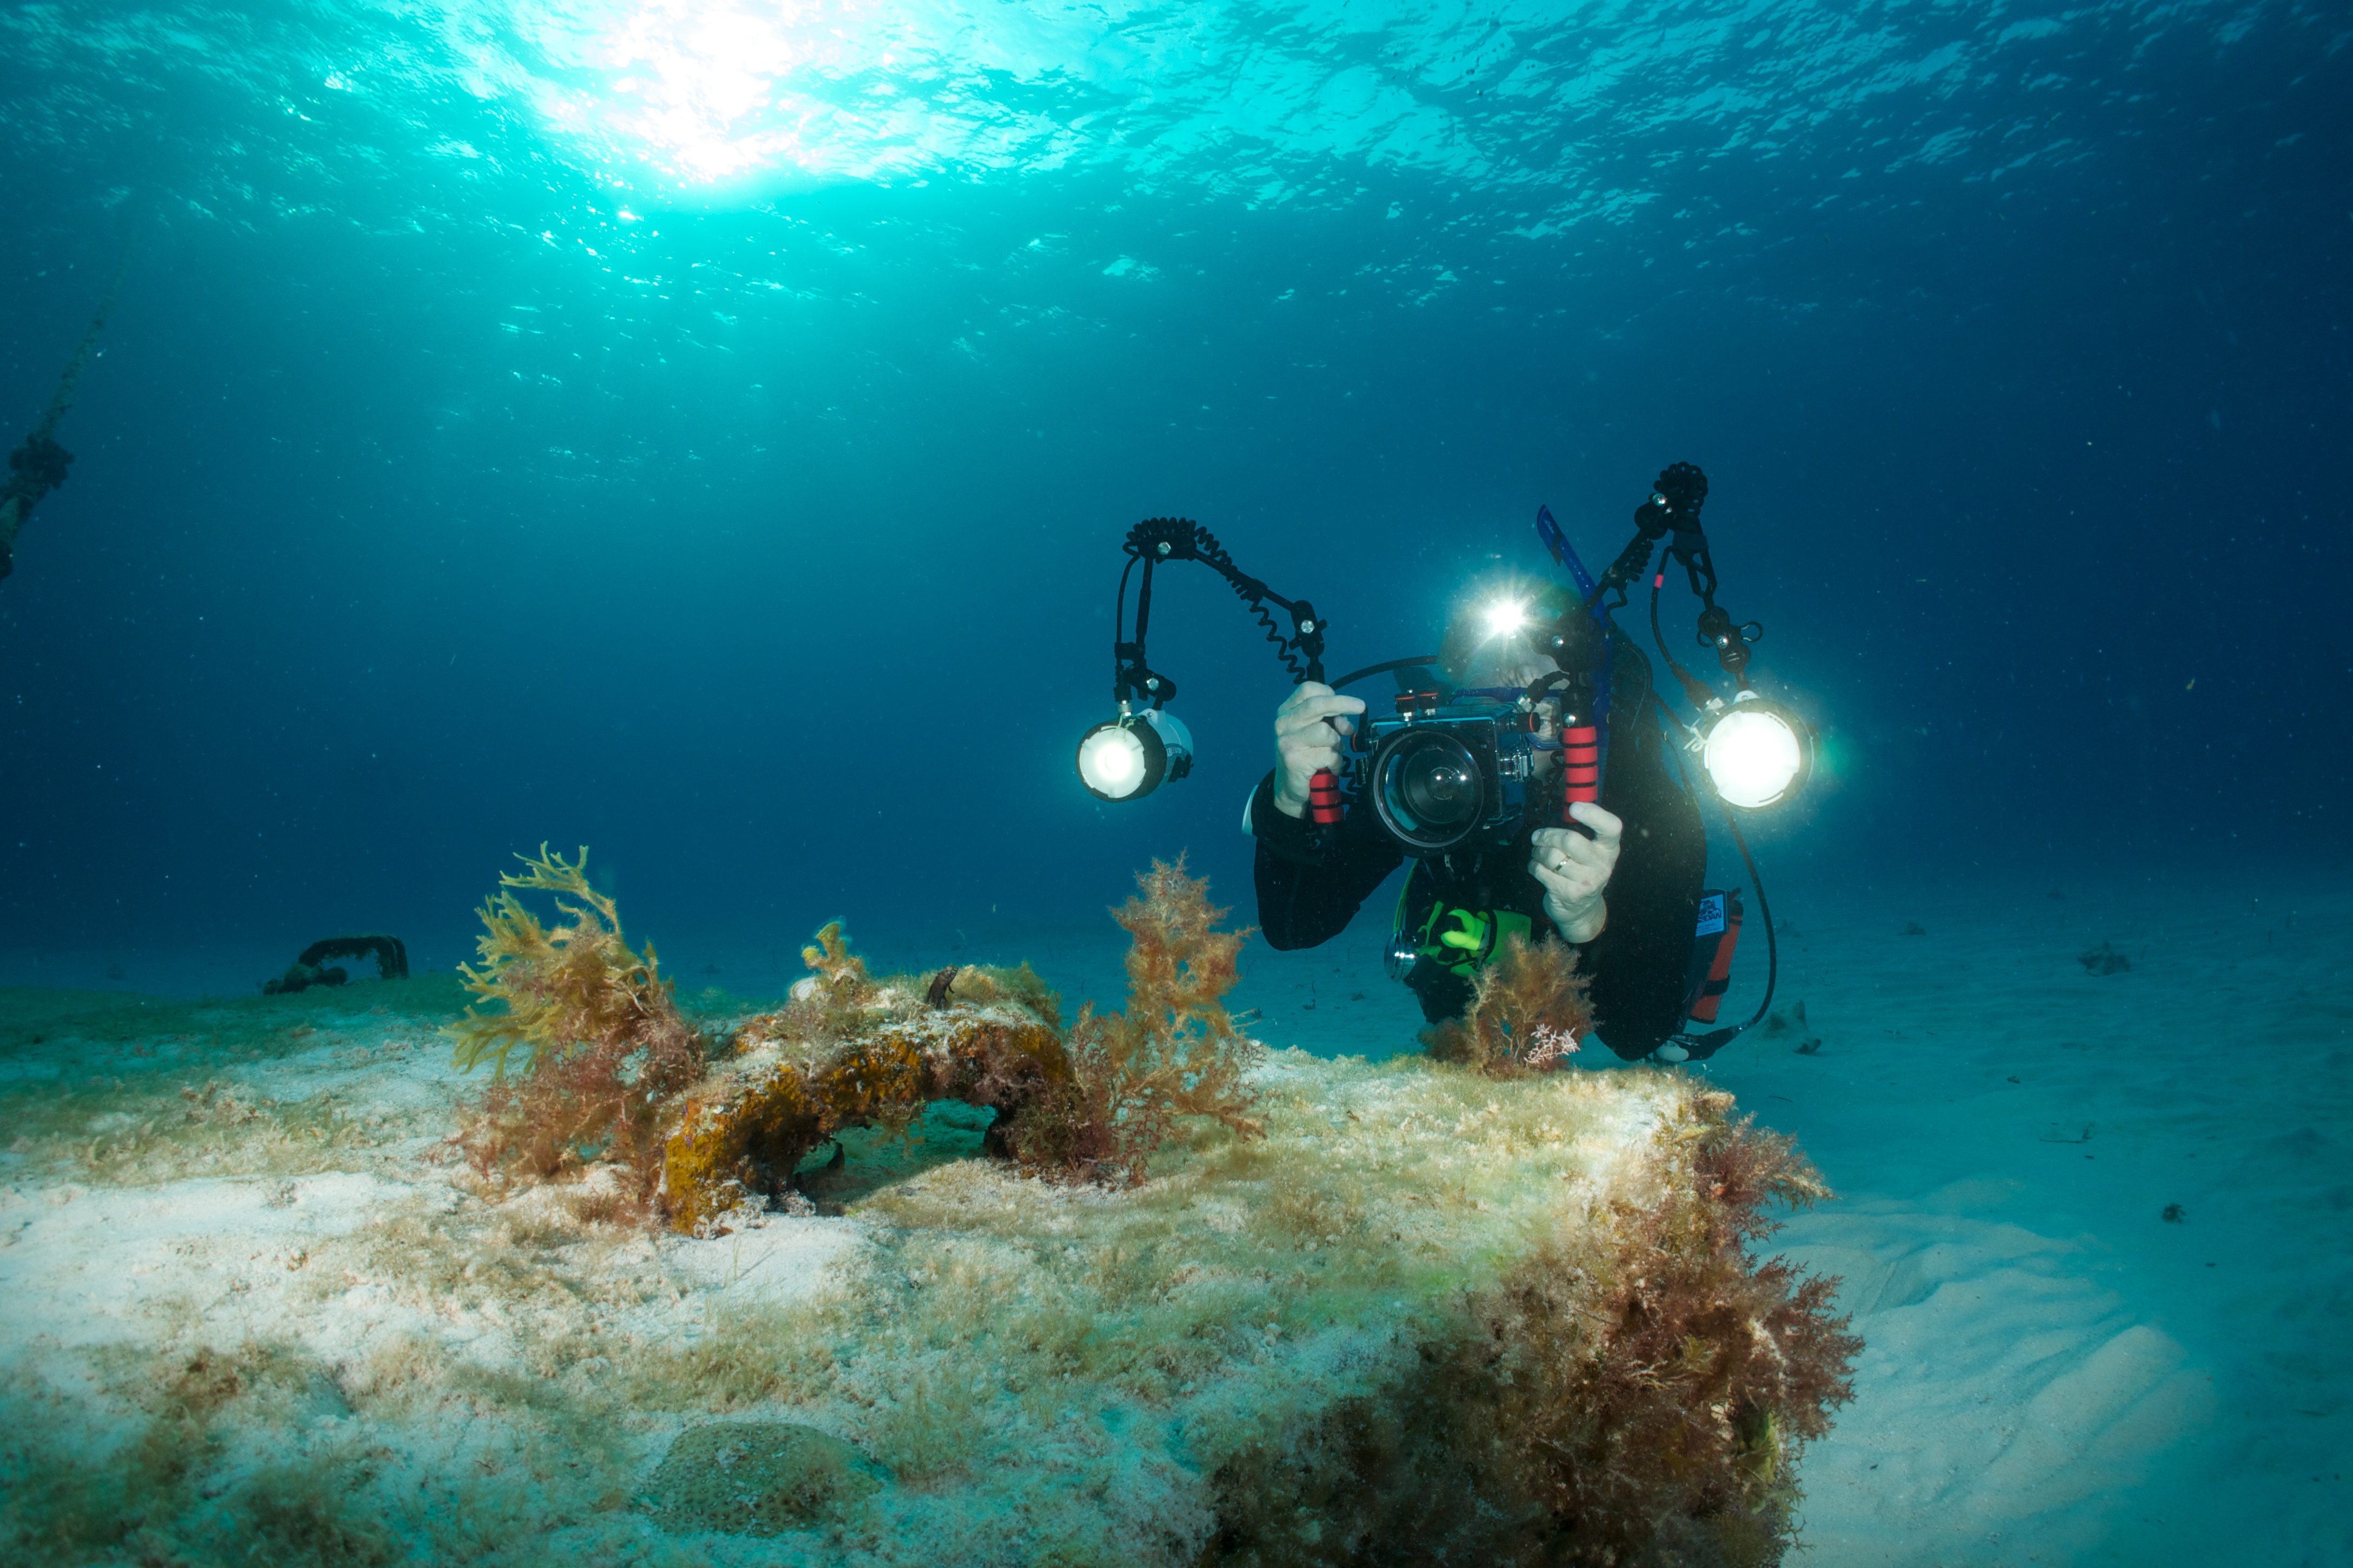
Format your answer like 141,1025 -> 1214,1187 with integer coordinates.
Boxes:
1353,686 -> 1557,857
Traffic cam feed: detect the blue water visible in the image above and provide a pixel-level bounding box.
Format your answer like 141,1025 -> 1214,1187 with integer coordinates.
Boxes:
3,1 -> 2347,971
2,6 -> 2350,1562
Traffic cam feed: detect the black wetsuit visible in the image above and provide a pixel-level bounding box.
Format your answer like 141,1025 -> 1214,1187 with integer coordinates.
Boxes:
1250,642 -> 1707,1061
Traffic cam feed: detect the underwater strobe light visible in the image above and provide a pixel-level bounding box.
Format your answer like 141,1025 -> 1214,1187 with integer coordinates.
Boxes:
1610,464 -> 1817,814
1694,693 -> 1812,810
1075,707 -> 1195,802
1075,516 -> 1328,806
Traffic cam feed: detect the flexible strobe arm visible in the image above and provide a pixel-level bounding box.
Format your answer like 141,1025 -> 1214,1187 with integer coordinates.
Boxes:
1111,517 -> 1328,705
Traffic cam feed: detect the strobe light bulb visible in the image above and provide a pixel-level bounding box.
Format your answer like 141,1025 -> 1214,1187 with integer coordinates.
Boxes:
1075,708 -> 1195,802
1697,693 -> 1813,810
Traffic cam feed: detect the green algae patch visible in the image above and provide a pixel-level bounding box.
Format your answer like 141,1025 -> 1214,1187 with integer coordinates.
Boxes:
639,1420 -> 886,1534
0,977 -> 471,1189
800,1050 -> 1857,1566
0,1044 -> 1855,1568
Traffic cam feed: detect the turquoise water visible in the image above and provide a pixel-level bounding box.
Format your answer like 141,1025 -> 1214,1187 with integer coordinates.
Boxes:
3,0 -> 2344,961
1,2 -> 2348,1562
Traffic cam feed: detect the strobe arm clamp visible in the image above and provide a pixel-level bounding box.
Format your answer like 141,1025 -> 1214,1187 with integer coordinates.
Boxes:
1112,517 -> 1328,706
1532,468 -> 1681,677
1694,604 -> 1764,684
1645,462 -> 1764,692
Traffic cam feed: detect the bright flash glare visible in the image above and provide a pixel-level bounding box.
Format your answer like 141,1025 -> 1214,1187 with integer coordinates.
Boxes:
1700,708 -> 1803,809
1483,600 -> 1526,639
1079,728 -> 1144,796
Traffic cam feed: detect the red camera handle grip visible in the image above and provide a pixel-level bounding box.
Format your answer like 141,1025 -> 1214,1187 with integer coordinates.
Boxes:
1307,767 -> 1345,826
1561,725 -> 1600,820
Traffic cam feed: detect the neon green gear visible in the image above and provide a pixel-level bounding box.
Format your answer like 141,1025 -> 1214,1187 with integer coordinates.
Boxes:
1392,863 -> 1532,978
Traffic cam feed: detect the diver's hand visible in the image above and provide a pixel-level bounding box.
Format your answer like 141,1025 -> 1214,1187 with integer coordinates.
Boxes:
1530,803 -> 1621,943
1271,682 -> 1366,819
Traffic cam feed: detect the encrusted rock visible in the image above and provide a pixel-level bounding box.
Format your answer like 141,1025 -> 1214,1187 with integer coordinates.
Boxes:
658,1003 -> 1069,1235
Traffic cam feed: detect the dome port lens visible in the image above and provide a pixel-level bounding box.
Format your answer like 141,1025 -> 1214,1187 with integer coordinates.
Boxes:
1371,729 -> 1486,852
1399,745 -> 1478,827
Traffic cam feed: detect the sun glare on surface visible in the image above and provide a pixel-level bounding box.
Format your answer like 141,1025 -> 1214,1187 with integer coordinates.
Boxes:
522,0 -> 1135,196
583,0 -> 861,184
498,0 -> 1547,203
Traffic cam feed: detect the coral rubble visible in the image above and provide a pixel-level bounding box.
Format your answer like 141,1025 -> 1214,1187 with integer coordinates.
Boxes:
659,972 -> 1071,1236
300,933 -> 410,980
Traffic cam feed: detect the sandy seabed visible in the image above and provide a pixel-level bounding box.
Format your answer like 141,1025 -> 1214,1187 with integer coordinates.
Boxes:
1238,868 -> 2351,1567
2,865 -> 2344,1566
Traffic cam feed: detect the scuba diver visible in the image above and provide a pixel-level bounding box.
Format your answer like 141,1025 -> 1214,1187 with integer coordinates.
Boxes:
1075,464 -> 1806,1064
0,435 -> 74,580
2,252 -> 129,582
1247,579 -> 1711,1063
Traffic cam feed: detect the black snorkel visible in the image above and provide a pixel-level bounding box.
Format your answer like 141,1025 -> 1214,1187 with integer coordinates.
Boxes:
1513,468 -> 1698,840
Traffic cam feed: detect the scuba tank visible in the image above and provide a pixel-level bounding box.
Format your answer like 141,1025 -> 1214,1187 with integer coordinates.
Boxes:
1682,889 -> 1745,1026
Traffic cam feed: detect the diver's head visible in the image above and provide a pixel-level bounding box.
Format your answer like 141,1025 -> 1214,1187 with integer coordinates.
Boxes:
1436,576 -> 1573,695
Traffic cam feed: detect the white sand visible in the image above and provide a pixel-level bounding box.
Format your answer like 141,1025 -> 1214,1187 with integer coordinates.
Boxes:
1221,866 -> 2350,1566
0,1018 -> 865,1446
3,868 -> 2341,1564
